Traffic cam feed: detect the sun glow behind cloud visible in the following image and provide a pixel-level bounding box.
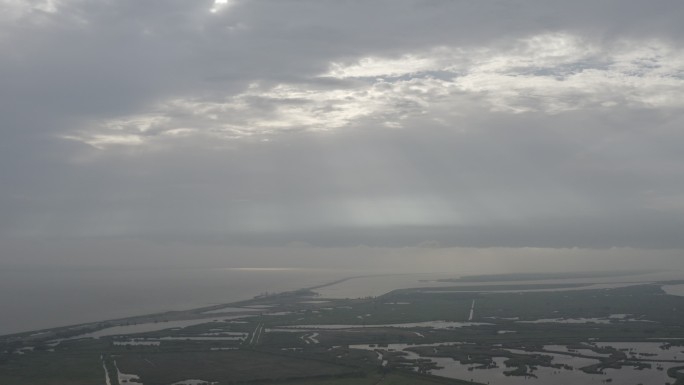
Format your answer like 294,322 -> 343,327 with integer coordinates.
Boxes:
3,0 -> 684,252
210,0 -> 234,13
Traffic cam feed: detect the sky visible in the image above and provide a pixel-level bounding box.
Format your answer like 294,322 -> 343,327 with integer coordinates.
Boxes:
1,0 -> 684,271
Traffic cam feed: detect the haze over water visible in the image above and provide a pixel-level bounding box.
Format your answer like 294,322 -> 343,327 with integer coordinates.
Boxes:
0,267 -> 345,336
4,264 -> 683,336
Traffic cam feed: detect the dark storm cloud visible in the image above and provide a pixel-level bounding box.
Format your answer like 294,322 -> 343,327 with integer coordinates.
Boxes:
1,0 -> 684,262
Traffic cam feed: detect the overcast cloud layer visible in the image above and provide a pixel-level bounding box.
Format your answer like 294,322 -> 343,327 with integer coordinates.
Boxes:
2,0 -> 684,267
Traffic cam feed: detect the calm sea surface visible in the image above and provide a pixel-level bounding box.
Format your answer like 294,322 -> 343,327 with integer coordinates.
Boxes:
3,267 -> 682,336
0,267 -> 347,336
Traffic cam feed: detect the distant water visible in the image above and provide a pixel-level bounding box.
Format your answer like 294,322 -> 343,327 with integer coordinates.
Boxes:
0,267 -> 346,336
314,273 -> 459,298
4,267 -> 682,336
313,270 -> 684,299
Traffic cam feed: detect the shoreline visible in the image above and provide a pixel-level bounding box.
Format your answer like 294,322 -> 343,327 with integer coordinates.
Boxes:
1,269 -> 669,340
0,273 -> 365,340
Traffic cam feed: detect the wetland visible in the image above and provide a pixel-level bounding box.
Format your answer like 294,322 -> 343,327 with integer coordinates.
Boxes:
3,270 -> 684,385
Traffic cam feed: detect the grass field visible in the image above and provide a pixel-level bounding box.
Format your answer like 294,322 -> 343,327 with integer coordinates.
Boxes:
0,351 -> 104,385
115,349 -> 360,385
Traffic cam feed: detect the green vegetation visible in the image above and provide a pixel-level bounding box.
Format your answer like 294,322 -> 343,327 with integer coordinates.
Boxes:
3,274 -> 684,384
0,351 -> 103,385
115,350 -> 359,385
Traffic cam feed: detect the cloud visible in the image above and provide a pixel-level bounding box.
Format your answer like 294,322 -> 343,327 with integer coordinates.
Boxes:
60,33 -> 684,148
1,0 -> 684,258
